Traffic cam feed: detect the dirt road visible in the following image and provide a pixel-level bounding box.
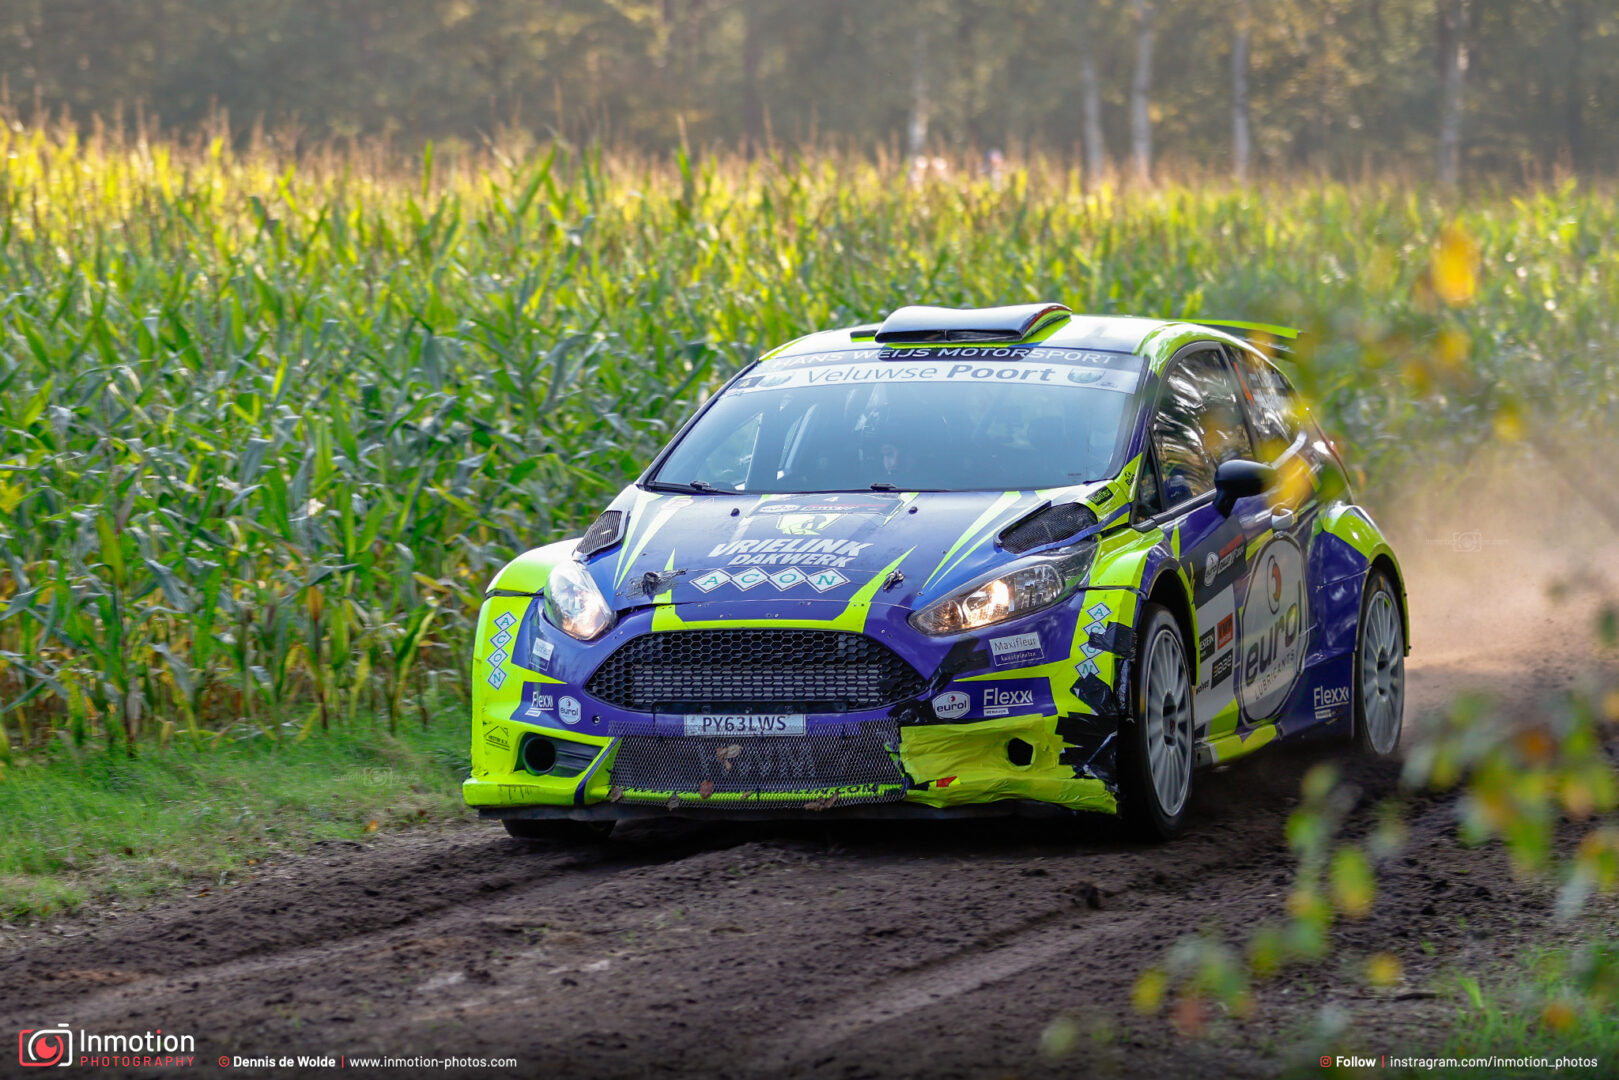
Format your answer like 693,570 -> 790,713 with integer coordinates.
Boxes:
4,510 -> 1615,1078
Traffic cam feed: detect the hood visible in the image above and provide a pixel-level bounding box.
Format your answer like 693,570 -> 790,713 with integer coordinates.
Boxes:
586,485 -> 1117,618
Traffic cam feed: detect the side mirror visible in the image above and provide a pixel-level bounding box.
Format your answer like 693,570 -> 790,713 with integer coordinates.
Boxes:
1213,459 -> 1277,516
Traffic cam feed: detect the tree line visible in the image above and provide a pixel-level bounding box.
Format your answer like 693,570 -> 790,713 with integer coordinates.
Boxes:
2,0 -> 1613,182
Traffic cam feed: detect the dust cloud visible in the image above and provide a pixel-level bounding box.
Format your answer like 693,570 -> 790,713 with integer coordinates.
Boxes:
1374,442 -> 1619,717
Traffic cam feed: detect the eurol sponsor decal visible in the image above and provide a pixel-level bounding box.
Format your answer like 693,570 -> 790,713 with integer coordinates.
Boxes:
1239,536 -> 1308,721
930,679 -> 1054,720
988,632 -> 1043,668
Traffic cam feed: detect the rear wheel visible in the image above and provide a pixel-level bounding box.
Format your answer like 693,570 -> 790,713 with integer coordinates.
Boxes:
1354,570 -> 1405,757
502,818 -> 615,843
1120,602 -> 1195,840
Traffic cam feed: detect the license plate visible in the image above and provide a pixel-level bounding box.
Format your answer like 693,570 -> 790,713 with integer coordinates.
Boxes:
682,713 -> 806,736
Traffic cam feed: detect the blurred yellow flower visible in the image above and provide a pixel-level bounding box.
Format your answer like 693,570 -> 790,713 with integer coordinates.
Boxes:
1330,848 -> 1376,918
1366,952 -> 1403,987
1493,400 -> 1525,442
1540,998 -> 1577,1033
1433,223 -> 1479,306
1434,326 -> 1471,376
1132,968 -> 1168,1014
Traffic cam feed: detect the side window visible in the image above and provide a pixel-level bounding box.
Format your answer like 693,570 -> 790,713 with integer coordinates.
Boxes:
1231,349 -> 1302,462
1150,349 -> 1255,507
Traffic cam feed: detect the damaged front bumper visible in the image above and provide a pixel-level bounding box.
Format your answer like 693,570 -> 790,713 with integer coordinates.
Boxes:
463,587 -> 1141,820
479,797 -> 1088,824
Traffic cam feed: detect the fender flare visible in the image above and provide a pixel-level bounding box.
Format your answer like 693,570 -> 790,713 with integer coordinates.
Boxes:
1318,504 -> 1410,652
486,538 -> 581,595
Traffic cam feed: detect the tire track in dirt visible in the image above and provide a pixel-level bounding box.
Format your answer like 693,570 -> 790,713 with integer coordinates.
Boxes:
0,826 -> 753,1018
750,912 -> 1147,1071
0,736 -> 1379,1079
315,755 -> 1347,1079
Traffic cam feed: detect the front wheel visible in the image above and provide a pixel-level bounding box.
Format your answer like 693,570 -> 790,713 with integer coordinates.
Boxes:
1353,569 -> 1406,757
502,818 -> 616,843
1120,602 -> 1195,840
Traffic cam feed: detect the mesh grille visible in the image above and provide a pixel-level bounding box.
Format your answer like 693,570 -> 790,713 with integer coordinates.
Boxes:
584,630 -> 926,712
999,502 -> 1098,554
609,722 -> 904,807
577,510 -> 624,557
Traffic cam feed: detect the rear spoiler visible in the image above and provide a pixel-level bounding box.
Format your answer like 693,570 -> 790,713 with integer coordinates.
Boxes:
1193,319 -> 1302,356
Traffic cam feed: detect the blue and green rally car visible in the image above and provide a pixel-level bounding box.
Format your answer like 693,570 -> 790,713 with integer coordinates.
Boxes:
465,303 -> 1408,839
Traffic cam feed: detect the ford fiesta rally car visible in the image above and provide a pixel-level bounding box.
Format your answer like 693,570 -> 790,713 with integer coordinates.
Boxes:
466,303 -> 1407,840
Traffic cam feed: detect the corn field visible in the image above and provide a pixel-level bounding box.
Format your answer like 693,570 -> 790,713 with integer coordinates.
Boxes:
1,119 -> 1616,757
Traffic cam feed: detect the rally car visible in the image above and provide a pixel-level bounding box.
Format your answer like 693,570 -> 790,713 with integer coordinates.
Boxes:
466,303 -> 1407,840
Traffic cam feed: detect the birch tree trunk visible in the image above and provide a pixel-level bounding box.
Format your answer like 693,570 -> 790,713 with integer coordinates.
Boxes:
1232,0 -> 1252,182
1565,0 -> 1586,172
741,0 -> 763,154
907,27 -> 930,158
1437,0 -> 1470,188
1130,0 -> 1156,184
1080,47 -> 1105,183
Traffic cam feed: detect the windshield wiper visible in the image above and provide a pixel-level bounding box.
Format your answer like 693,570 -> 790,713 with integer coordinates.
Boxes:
644,479 -> 719,494
868,482 -> 900,491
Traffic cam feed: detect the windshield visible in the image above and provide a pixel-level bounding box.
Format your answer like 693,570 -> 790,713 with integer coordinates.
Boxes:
651,349 -> 1142,493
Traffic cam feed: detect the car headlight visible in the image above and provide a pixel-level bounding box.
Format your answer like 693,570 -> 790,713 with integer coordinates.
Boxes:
544,560 -> 616,641
909,544 -> 1095,636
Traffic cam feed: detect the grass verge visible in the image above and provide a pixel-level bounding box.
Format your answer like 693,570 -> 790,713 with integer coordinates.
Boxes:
0,720 -> 471,922
1429,942 -> 1619,1075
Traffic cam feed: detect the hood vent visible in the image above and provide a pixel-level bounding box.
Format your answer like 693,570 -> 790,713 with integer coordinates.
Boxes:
577,510 -> 626,557
873,303 -> 1071,345
998,502 -> 1098,554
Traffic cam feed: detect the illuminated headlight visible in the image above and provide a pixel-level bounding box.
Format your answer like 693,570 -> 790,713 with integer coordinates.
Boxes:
544,560 -> 616,641
910,564 -> 1064,635
910,546 -> 1094,636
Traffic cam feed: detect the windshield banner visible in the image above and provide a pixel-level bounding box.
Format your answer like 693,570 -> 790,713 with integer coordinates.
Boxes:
732,355 -> 1141,396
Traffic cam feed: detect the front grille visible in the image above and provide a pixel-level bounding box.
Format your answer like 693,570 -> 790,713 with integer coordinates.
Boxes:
609,722 -> 904,808
584,630 -> 926,712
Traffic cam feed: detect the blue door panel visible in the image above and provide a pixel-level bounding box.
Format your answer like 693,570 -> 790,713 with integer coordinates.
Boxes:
1278,651 -> 1355,740
1310,530 -> 1369,658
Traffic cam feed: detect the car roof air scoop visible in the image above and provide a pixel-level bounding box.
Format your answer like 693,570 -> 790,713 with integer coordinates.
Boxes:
873,303 -> 1071,345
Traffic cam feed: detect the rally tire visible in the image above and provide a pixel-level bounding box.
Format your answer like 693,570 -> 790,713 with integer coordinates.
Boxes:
1353,569 -> 1405,757
1120,602 -> 1196,841
502,818 -> 616,843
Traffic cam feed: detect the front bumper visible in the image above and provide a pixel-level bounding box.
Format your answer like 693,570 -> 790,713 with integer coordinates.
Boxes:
478,798 -> 1084,823
464,589 -> 1140,818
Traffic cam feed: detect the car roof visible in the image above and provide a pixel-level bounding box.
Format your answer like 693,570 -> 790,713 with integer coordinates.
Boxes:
761,313 -> 1268,377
